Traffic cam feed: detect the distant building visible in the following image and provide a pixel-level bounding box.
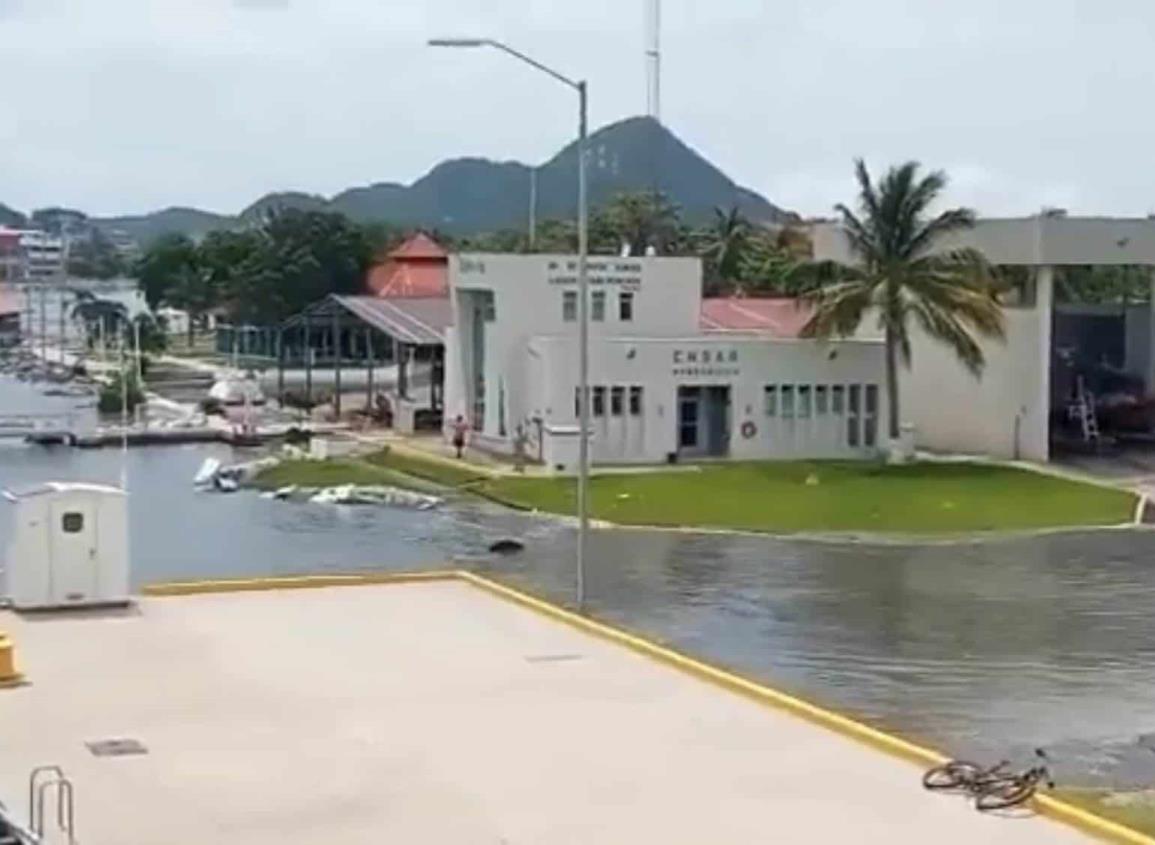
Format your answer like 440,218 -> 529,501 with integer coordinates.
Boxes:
0,230 -> 21,284
0,228 -> 66,282
365,233 -> 449,298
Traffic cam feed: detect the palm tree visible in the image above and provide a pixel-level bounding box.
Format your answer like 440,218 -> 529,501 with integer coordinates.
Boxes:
801,159 -> 1005,445
700,206 -> 751,286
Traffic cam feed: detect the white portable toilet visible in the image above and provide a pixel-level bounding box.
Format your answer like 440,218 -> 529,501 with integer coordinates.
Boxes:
1,483 -> 130,610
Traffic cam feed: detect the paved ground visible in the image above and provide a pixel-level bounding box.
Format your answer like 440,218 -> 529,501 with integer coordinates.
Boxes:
0,582 -> 1091,844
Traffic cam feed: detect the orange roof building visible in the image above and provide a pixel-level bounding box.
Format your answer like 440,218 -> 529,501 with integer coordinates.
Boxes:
365,233 -> 449,299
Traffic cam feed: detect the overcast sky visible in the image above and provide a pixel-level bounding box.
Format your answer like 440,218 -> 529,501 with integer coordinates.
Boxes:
1,0 -> 1153,219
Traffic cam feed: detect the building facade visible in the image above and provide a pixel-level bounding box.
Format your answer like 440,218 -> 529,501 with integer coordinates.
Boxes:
0,228 -> 66,283
443,254 -> 886,471
812,214 -> 1155,462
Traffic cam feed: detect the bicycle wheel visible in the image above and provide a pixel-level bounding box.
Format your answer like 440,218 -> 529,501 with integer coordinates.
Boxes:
975,779 -> 1036,811
923,761 -> 983,790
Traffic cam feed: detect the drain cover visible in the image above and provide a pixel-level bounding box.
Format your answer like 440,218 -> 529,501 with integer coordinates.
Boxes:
86,738 -> 148,758
524,653 -> 583,664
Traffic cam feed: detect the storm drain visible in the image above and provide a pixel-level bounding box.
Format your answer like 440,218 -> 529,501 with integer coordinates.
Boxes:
85,738 -> 148,758
524,653 -> 583,664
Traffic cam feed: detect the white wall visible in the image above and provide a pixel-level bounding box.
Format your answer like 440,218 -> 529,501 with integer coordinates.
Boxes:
857,273 -> 1053,461
527,334 -> 886,465
445,253 -> 703,447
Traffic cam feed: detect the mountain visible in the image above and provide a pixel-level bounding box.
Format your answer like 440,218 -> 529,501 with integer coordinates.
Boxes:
24,116 -> 791,244
97,207 -> 232,244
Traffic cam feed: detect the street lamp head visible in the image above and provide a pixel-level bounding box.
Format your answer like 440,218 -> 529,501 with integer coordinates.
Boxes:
427,38 -> 489,48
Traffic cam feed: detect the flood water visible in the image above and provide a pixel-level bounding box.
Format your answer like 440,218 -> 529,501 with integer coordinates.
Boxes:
3,374 -> 1155,788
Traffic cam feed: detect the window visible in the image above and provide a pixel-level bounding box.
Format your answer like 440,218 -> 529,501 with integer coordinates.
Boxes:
815,386 -> 828,415
562,290 -> 577,322
62,512 -> 84,533
848,385 -> 862,448
764,385 -> 778,417
610,386 -> 624,416
797,386 -> 812,419
864,385 -> 879,448
592,290 -> 606,322
592,386 -> 606,416
629,386 -> 643,415
781,385 -> 795,418
619,291 -> 634,322
574,386 -> 581,418
832,385 -> 845,415
482,292 -> 496,322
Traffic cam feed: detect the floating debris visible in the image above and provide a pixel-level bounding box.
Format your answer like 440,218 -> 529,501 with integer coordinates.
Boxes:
308,484 -> 442,510
488,538 -> 525,555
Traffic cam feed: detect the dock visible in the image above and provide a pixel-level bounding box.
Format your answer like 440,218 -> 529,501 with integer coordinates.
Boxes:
0,578 -> 1097,844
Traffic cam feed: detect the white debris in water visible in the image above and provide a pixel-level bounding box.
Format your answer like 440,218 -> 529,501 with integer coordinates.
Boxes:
308,484 -> 442,510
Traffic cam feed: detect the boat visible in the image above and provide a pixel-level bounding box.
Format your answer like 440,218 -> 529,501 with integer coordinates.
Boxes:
207,375 -> 266,406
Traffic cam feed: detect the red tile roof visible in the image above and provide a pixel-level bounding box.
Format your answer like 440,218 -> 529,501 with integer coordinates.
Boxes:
366,233 -> 448,298
387,232 -> 447,262
700,297 -> 814,338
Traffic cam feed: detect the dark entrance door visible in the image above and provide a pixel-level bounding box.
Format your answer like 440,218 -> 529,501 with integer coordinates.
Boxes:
677,385 -> 730,457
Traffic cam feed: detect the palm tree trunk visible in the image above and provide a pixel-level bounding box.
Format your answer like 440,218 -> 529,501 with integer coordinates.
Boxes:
885,325 -> 901,442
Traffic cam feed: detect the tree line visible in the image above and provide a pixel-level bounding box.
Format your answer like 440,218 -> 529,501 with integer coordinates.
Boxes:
134,192 -> 817,335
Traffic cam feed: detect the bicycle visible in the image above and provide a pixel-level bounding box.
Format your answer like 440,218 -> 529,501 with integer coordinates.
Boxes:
974,750 -> 1054,811
922,758 -> 1013,793
923,749 -> 1053,811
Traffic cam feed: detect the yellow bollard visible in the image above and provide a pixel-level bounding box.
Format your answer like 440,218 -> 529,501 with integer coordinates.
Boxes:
0,631 -> 24,687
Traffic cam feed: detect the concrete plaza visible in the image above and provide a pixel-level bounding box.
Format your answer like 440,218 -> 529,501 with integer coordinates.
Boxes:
0,581 -> 1092,844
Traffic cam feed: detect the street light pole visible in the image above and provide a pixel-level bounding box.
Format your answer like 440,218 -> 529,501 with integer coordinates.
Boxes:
430,38 -> 590,610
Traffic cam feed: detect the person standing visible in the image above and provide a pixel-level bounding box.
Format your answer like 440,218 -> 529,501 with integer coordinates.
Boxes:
452,414 -> 469,459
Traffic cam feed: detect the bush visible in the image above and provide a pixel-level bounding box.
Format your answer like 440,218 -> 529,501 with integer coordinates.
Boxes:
98,371 -> 145,415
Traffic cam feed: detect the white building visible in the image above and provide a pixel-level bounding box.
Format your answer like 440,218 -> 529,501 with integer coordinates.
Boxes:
13,229 -> 65,281
812,213 -> 1155,462
443,254 -> 887,471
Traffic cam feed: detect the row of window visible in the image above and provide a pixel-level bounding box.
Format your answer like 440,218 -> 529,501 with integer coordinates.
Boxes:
764,384 -> 880,448
574,385 -> 644,417
764,384 -> 878,418
562,290 -> 634,323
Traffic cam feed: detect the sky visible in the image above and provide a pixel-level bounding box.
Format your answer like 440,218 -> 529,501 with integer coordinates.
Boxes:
1,0 -> 1154,219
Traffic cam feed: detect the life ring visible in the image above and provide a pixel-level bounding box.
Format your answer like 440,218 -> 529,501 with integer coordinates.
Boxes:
740,420 -> 757,439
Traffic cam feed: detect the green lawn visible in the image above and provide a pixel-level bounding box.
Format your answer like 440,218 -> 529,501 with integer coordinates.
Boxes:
361,447 -> 486,488
252,448 -> 484,494
477,461 -> 1136,535
252,458 -> 443,494
1051,789 -> 1155,837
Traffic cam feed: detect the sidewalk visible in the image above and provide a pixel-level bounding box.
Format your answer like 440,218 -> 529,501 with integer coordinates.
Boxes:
0,580 -> 1096,844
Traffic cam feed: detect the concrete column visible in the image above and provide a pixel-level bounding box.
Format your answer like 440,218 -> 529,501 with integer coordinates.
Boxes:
1022,265 -> 1054,462
1146,270 -> 1155,396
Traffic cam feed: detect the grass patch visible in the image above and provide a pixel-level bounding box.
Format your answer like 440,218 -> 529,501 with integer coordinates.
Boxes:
362,448 -> 486,489
1051,789 -> 1155,837
476,461 -> 1136,535
252,458 -> 442,494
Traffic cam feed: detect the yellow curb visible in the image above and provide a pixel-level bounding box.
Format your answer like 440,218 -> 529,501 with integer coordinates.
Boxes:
455,572 -> 1155,845
141,570 -> 459,597
138,568 -> 1155,844
455,571 -> 944,768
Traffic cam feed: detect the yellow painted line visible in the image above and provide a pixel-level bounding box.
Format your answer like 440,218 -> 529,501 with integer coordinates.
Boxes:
137,568 -> 1154,844
141,570 -> 459,596
455,571 -> 1155,845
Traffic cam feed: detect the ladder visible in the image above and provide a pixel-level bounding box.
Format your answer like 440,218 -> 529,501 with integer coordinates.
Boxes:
1070,377 -> 1101,443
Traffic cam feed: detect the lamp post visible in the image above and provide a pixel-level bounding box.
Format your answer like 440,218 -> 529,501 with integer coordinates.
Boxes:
429,38 -> 589,610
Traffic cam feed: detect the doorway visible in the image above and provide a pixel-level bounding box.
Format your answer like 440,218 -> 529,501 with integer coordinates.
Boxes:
677,385 -> 730,457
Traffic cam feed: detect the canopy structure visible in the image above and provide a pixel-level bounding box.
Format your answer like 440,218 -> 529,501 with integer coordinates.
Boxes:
279,294 -> 450,420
